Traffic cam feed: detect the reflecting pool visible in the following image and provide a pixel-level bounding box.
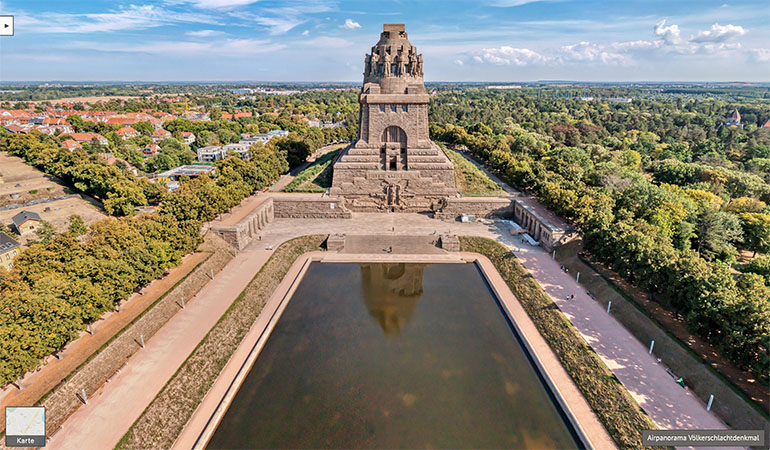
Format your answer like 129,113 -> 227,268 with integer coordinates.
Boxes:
207,262 -> 582,449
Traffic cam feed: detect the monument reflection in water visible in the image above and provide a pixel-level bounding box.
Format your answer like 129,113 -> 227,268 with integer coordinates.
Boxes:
207,263 -> 581,449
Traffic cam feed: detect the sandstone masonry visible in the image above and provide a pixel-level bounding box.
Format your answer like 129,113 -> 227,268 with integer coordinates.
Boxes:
330,24 -> 457,212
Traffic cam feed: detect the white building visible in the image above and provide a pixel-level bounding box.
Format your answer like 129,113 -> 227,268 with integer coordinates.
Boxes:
197,145 -> 226,162
181,131 -> 196,145
223,142 -> 251,159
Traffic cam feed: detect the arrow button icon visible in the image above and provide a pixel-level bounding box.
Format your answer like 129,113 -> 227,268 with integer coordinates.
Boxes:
0,16 -> 14,36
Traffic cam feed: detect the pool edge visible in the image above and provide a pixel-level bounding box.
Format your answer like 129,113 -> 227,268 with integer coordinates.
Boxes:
176,251 -> 615,450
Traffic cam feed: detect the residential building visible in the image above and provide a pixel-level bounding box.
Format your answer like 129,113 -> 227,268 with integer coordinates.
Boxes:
141,144 -> 161,157
68,132 -> 109,145
156,165 -> 216,190
11,211 -> 42,235
117,126 -> 140,140
0,233 -> 20,271
61,139 -> 82,151
4,125 -> 27,134
181,131 -> 196,145
725,109 -> 742,128
152,128 -> 172,142
223,142 -> 251,159
197,145 -> 226,162
268,129 -> 289,137
182,112 -> 210,121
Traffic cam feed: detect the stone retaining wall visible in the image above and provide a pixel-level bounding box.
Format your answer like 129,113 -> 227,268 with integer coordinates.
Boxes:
35,233 -> 235,439
434,197 -> 514,220
273,196 -> 352,219
211,198 -> 274,250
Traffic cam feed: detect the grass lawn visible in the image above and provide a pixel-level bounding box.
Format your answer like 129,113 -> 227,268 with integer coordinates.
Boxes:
444,146 -> 507,196
283,149 -> 341,193
460,236 -> 662,450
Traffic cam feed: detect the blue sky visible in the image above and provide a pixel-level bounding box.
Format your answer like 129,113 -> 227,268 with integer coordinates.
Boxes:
0,0 -> 768,82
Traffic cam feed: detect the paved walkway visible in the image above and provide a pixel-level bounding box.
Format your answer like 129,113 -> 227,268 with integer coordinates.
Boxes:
47,246 -> 274,450
508,240 -> 727,432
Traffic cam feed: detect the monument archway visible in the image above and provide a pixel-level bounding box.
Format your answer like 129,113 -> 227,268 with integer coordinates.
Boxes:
381,125 -> 407,170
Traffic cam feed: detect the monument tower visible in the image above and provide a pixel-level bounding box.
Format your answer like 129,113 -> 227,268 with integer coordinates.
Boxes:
330,24 -> 457,212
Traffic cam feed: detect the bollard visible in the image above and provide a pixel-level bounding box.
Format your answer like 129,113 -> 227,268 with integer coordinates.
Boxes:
607,301 -> 612,313
139,335 -> 145,348
87,323 -> 94,335
81,389 -> 87,405
649,340 -> 655,354
707,394 -> 714,411
15,378 -> 23,391
576,271 -> 580,283
180,295 -> 185,309
552,250 -> 556,259
210,269 -> 214,280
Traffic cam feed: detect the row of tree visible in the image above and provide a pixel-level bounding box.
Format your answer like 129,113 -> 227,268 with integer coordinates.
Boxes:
431,117 -> 770,382
0,132 -> 289,385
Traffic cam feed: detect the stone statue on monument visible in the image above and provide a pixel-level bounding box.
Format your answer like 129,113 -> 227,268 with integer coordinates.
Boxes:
408,51 -> 417,76
382,52 -> 392,77
417,54 -> 424,76
370,52 -> 380,76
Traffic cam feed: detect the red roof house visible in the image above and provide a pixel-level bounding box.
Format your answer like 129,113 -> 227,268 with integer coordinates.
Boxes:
117,126 -> 140,139
151,128 -> 172,142
61,139 -> 82,150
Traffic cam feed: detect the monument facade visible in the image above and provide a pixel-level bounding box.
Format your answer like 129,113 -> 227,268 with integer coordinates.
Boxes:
330,24 -> 457,212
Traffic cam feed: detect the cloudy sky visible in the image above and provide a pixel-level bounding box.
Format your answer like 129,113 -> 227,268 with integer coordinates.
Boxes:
0,0 -> 768,82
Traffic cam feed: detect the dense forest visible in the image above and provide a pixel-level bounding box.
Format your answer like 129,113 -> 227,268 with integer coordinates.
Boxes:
429,87 -> 770,382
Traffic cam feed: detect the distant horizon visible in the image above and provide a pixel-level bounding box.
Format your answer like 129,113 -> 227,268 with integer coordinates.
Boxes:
2,80 -> 769,85
1,0 -> 768,82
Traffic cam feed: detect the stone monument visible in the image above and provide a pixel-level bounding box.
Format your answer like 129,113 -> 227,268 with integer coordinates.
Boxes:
330,24 -> 457,212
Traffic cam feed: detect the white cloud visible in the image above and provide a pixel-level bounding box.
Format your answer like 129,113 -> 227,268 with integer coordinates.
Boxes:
654,19 -> 683,45
557,41 -> 628,64
454,59 -> 464,66
476,46 -> 548,65
691,23 -> 747,43
251,16 -> 305,34
24,5 -> 216,33
302,30 -> 309,35
749,48 -> 770,62
341,19 -> 361,30
186,29 -> 223,37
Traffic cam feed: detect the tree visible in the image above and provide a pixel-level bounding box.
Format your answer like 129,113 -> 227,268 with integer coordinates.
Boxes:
739,213 -> 770,257
744,256 -> 770,285
725,197 -> 767,214
36,220 -> 57,243
132,121 -> 154,136
68,215 -> 88,236
694,208 -> 743,259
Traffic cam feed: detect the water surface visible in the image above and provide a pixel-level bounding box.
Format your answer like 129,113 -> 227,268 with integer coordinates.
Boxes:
207,262 -> 581,449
